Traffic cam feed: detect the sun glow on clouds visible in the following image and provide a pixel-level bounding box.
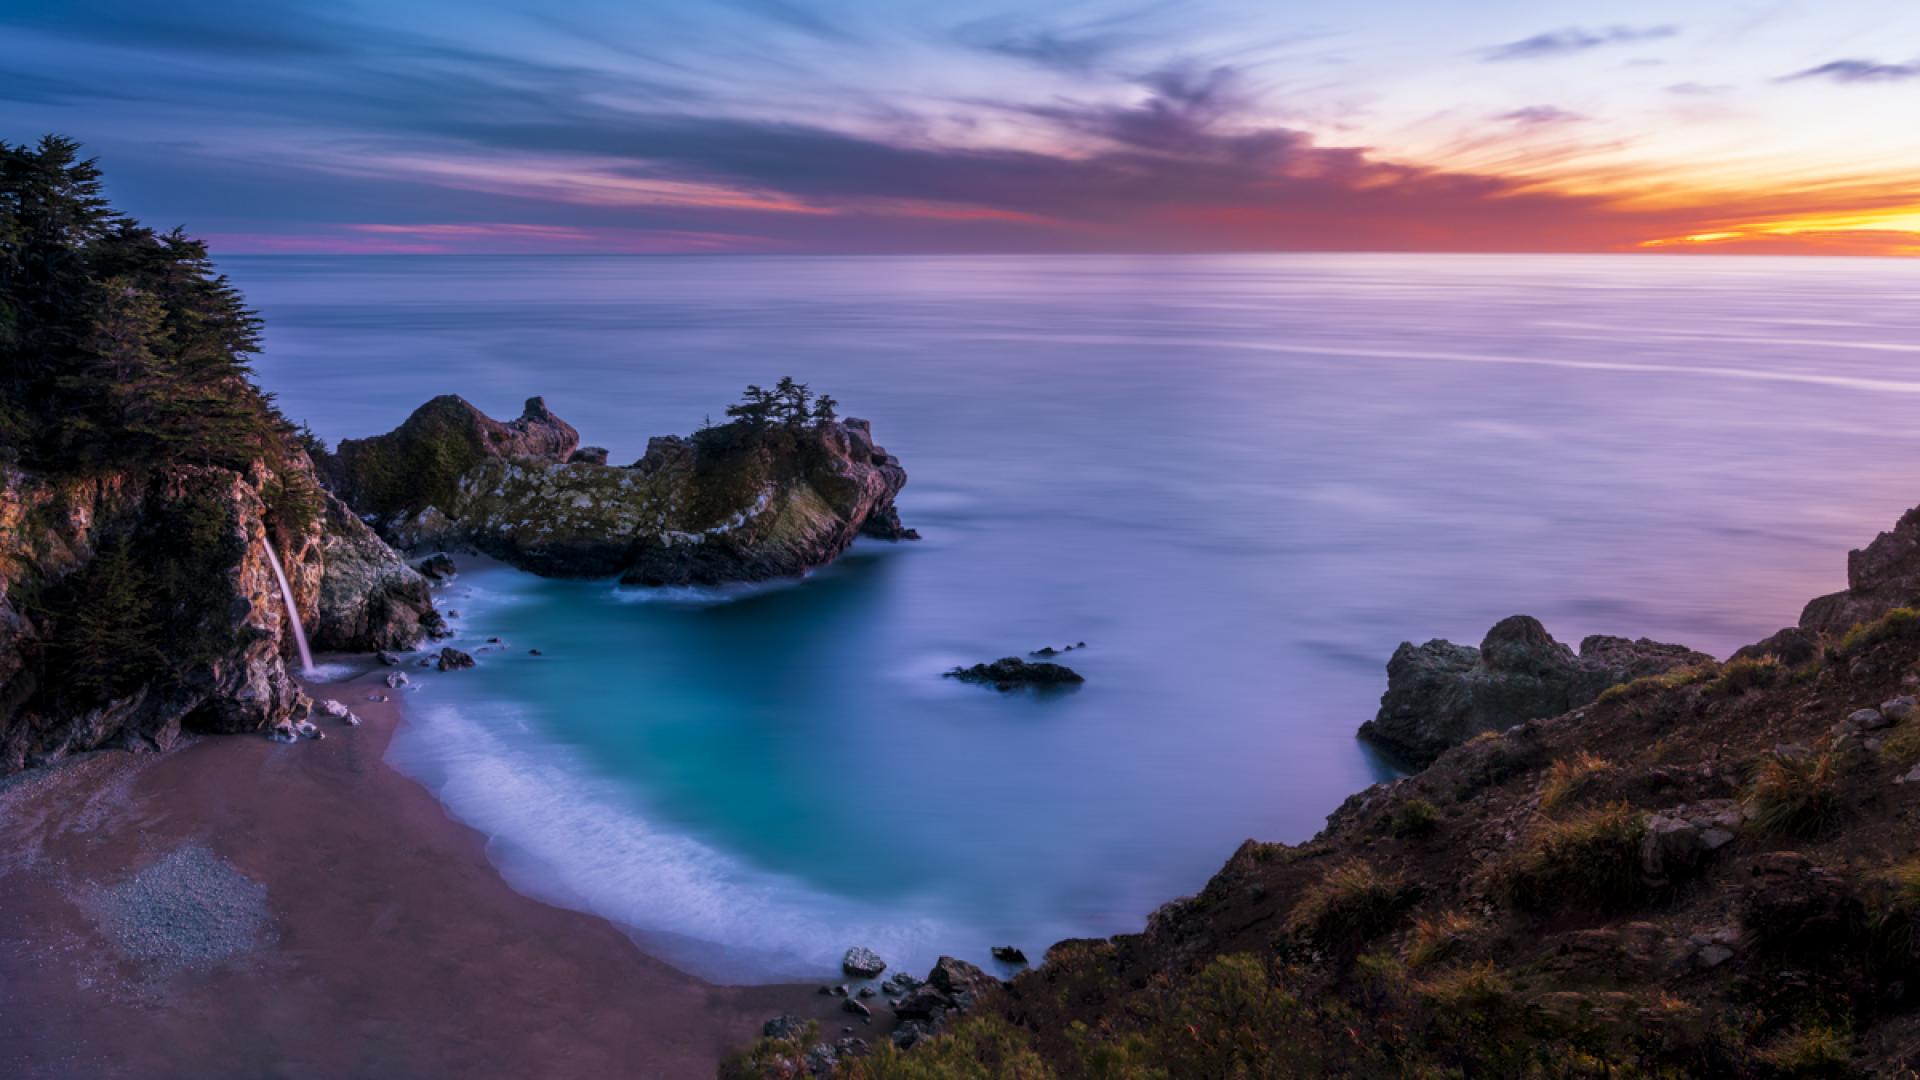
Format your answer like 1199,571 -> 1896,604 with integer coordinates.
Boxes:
8,0 -> 1920,254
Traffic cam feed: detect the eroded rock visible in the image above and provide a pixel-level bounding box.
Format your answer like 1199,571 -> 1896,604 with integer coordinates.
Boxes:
1358,616 -> 1710,766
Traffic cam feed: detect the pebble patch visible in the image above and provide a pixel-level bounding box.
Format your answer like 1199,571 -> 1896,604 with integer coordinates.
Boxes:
83,843 -> 275,971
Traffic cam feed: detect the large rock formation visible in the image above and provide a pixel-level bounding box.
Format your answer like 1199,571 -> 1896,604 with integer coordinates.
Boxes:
309,492 -> 446,651
1357,615 -> 1710,766
327,395 -> 581,522
1799,505 -> 1920,635
324,396 -> 913,586
0,454 -> 437,773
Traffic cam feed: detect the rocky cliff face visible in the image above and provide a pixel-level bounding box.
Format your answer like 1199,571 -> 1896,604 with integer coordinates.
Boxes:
0,453 -> 436,773
1799,505 -> 1920,635
325,397 -> 913,586
1358,615 -> 1710,766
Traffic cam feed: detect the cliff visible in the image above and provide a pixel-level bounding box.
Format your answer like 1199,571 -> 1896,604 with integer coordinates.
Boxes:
324,396 -> 913,586
0,454 -> 437,773
764,502 -> 1920,1077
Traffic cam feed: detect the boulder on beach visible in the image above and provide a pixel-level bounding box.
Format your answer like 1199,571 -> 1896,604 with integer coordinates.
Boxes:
842,946 -> 887,978
1357,615 -> 1710,766
946,657 -> 1084,691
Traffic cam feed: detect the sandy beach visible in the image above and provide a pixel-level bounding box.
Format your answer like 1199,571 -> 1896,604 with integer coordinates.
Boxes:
0,666 -> 845,1079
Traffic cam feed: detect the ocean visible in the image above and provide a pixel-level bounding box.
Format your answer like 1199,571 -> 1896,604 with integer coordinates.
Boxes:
233,252 -> 1920,983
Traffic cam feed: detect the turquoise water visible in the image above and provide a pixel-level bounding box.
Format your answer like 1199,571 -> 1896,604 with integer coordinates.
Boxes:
242,253 -> 1920,982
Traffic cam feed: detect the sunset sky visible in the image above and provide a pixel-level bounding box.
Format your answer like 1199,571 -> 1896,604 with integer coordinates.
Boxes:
5,0 -> 1918,255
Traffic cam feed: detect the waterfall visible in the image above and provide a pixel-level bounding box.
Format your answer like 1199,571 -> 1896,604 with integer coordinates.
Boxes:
260,538 -> 316,676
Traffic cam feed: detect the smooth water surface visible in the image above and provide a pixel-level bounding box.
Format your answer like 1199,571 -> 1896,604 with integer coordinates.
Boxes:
235,253 -> 1920,981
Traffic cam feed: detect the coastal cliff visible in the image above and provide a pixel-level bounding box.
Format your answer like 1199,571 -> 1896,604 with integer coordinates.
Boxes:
748,499 -> 1920,1077
0,136 -> 438,774
0,453 -> 438,773
324,393 -> 913,585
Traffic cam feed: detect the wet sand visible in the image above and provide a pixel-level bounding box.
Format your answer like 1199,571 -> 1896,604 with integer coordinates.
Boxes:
0,668 -> 844,1079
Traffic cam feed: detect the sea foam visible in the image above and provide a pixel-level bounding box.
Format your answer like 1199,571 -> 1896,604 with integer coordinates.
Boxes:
387,698 -> 948,984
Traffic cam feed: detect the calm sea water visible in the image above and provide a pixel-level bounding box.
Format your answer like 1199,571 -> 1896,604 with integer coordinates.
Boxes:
234,253 -> 1920,983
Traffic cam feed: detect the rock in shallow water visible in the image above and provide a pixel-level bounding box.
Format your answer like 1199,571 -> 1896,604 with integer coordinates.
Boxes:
435,647 -> 475,672
945,657 -> 1084,691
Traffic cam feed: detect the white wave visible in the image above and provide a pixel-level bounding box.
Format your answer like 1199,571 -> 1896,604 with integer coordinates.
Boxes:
386,699 -> 948,984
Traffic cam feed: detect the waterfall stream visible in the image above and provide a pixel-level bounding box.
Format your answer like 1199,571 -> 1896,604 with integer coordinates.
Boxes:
260,538 -> 316,676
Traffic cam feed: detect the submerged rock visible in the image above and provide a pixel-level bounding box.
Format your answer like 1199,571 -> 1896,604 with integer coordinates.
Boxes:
1358,616 -> 1709,766
946,657 -> 1084,691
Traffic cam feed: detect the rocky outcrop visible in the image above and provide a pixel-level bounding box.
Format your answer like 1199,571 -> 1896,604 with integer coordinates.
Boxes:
0,452 -> 438,774
891,956 -> 1000,1049
945,657 -> 1085,690
1799,505 -> 1920,634
1730,625 -> 1820,667
1358,615 -> 1709,766
324,395 -> 580,522
309,492 -> 443,652
327,398 -> 913,586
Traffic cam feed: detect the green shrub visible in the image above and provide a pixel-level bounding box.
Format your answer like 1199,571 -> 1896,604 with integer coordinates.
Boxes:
1286,859 -> 1415,950
1388,798 -> 1441,839
1880,720 -> 1920,767
844,1014 -> 1056,1079
1404,910 -> 1479,969
1501,802 -> 1649,912
718,1019 -> 816,1080
1595,665 -> 1716,705
1158,953 -> 1313,1079
1706,655 -> 1781,697
1540,751 -> 1610,810
1832,608 -> 1920,659
1755,1023 -> 1852,1077
38,534 -> 162,700
1746,751 -> 1841,839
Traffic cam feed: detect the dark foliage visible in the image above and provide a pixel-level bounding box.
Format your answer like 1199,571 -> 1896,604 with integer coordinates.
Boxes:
1,135 -> 288,473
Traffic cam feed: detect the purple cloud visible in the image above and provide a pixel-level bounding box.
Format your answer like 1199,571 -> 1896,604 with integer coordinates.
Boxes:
1484,25 -> 1677,62
1782,58 -> 1920,83
1495,106 -> 1586,125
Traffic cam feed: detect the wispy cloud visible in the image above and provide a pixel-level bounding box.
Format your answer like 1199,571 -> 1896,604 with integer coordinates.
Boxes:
1495,106 -> 1586,125
1781,58 -> 1920,83
1483,25 -> 1678,62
